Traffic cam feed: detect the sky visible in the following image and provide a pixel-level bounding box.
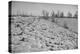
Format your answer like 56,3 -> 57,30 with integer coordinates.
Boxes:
11,1 -> 78,16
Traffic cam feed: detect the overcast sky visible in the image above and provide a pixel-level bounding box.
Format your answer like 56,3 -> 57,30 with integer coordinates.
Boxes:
11,1 -> 78,16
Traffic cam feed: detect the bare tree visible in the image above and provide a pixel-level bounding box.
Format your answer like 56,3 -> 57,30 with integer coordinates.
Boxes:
55,11 -> 60,18
51,10 -> 55,17
51,10 -> 55,22
67,12 -> 72,18
60,12 -> 64,18
42,10 -> 49,20
73,11 -> 78,18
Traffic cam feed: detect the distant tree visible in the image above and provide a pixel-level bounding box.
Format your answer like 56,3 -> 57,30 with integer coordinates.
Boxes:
67,12 -> 72,18
60,12 -> 64,18
42,10 -> 49,20
57,11 -> 60,17
30,13 -> 33,17
55,11 -> 60,18
51,10 -> 55,22
51,10 -> 55,17
16,10 -> 29,17
55,14 -> 58,18
73,11 -> 78,18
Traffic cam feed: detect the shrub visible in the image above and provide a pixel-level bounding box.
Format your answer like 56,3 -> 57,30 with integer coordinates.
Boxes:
63,22 -> 69,29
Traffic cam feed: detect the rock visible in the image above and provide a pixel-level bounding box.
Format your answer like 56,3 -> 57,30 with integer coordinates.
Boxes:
11,16 -> 78,53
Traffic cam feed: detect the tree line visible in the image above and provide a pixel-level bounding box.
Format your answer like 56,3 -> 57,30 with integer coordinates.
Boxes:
10,10 -> 78,19
42,10 -> 78,19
